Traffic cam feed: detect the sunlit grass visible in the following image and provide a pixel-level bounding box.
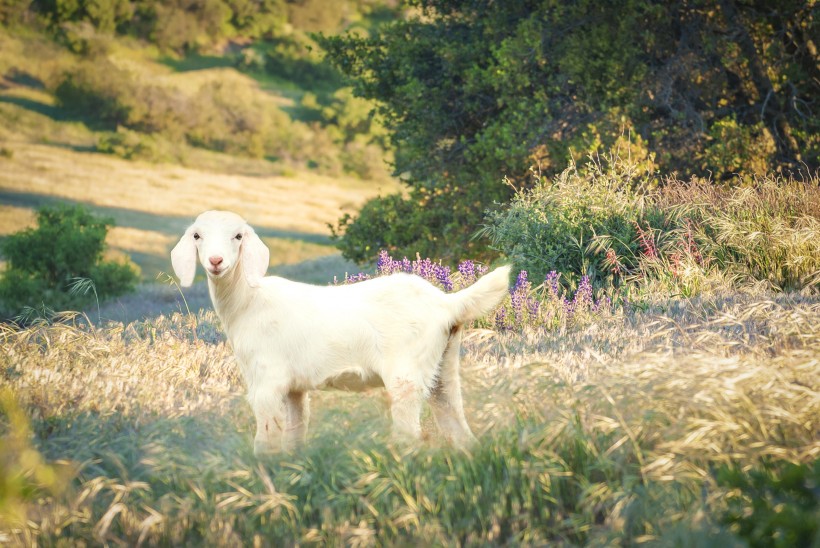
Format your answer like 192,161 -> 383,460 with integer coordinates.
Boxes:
2,285 -> 817,544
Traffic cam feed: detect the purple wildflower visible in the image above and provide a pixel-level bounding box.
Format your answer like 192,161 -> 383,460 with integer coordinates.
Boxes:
509,271 -> 535,329
494,306 -> 510,331
593,295 -> 611,313
344,272 -> 371,284
573,275 -> 593,311
435,264 -> 453,291
513,270 -> 529,293
545,271 -> 560,299
376,250 -> 393,275
458,260 -> 477,286
528,296 -> 541,318
414,256 -> 435,281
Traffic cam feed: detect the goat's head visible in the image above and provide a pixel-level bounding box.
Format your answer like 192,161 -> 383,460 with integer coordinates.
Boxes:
171,210 -> 270,288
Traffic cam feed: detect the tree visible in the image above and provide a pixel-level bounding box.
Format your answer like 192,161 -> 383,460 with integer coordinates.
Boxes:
320,0 -> 819,264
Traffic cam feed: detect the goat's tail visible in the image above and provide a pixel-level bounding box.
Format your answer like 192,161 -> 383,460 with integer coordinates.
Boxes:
448,265 -> 512,324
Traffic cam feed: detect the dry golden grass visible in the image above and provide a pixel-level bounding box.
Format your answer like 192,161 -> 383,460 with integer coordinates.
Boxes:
0,142 -> 381,234
0,139 -> 394,280
1,285 -> 817,544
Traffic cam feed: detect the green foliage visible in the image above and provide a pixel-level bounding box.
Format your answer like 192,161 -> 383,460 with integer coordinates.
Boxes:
702,118 -> 776,180
321,0 -> 819,263
297,86 -> 392,179
54,57 -> 133,126
96,126 -> 166,161
0,0 -> 32,25
262,35 -> 344,91
484,154 -> 661,286
48,42 -> 388,177
0,205 -> 138,316
716,459 -> 820,547
29,0 -> 391,53
331,193 -> 426,263
0,387 -> 69,529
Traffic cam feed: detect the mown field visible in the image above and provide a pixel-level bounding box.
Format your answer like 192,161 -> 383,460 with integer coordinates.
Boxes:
1,280 -> 818,545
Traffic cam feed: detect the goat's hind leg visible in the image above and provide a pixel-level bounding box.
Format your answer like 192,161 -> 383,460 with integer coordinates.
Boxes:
385,369 -> 425,442
283,390 -> 310,451
430,326 -> 477,448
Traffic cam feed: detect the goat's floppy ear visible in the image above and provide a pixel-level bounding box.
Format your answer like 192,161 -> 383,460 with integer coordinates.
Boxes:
241,225 -> 269,288
171,229 -> 197,288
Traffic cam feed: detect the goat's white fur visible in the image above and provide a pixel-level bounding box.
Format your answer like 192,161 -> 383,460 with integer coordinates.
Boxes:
172,210 -> 511,455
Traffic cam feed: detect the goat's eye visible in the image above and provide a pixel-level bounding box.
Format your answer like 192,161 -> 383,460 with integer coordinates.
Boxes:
235,233 -> 243,241
193,233 -> 200,240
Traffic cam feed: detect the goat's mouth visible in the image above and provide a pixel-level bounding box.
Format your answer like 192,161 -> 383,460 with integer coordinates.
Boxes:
208,266 -> 227,277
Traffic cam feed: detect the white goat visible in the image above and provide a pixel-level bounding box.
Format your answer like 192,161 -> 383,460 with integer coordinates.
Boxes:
171,210 -> 511,455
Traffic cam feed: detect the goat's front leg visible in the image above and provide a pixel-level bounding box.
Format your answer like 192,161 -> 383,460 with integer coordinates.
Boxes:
251,388 -> 286,456
251,388 -> 310,456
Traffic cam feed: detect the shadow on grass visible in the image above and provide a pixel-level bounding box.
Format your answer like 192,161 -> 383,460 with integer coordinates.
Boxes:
0,88 -> 113,135
160,53 -> 236,73
34,404 -> 255,483
0,94 -> 62,119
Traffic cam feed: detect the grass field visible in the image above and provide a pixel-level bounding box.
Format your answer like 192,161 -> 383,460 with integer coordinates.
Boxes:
1,282 -> 818,545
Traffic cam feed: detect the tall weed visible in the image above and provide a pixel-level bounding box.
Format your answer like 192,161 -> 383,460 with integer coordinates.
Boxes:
659,175 -> 820,290
486,152 -> 820,294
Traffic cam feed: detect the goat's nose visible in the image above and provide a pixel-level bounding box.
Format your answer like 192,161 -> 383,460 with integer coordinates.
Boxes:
209,256 -> 223,266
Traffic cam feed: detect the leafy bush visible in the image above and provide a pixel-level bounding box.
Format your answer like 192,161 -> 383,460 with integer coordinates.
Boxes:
486,152 -> 820,294
263,35 -> 343,91
297,87 -> 392,179
54,57 -> 134,126
321,0 -> 817,262
96,127 -> 166,162
331,193 -> 431,264
0,205 -> 138,317
700,117 -> 776,180
53,55 -> 384,175
484,154 -> 662,286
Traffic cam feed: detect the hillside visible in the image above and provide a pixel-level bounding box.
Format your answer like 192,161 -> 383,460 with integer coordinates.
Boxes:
0,27 -> 399,302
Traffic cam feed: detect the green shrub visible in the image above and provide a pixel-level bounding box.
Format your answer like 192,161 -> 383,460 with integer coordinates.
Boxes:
700,117 -> 776,180
263,35 -> 343,91
96,127 -> 165,162
331,193 -> 429,264
0,205 -> 138,317
484,154 -> 663,286
54,57 -> 133,126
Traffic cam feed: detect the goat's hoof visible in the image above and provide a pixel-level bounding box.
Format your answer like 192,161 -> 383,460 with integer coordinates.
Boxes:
253,440 -> 279,457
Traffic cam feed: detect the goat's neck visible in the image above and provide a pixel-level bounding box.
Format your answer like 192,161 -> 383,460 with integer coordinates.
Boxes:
207,264 -> 254,335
